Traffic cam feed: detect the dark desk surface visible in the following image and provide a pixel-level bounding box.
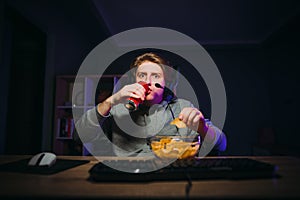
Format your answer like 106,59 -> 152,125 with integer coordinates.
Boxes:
0,156 -> 300,199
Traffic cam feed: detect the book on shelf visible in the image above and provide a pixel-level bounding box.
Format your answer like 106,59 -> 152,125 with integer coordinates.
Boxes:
57,117 -> 74,139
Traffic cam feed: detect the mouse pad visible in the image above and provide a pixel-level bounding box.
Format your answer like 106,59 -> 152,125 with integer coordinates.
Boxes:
0,159 -> 90,175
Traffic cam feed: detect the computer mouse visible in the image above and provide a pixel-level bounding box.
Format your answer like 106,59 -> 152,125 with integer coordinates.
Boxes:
28,152 -> 57,167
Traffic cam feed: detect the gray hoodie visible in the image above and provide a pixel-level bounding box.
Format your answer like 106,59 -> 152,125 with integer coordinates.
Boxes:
75,98 -> 227,157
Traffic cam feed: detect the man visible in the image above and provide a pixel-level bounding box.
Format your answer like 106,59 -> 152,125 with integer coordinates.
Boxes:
75,52 -> 226,157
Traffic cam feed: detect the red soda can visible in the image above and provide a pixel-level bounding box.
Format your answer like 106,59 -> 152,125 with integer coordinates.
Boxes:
125,81 -> 149,111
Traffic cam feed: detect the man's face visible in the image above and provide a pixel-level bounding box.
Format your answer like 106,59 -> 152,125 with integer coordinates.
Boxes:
135,61 -> 165,104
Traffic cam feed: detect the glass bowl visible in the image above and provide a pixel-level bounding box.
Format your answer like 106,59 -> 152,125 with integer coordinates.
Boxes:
149,135 -> 200,159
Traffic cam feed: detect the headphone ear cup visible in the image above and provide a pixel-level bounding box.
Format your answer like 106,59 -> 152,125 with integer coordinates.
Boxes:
130,75 -> 135,84
166,78 -> 178,95
129,69 -> 136,84
166,65 -> 179,95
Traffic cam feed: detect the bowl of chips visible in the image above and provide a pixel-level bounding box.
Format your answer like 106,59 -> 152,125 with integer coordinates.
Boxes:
149,135 -> 200,159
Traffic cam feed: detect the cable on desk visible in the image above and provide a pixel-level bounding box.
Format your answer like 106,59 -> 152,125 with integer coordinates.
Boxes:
184,170 -> 193,200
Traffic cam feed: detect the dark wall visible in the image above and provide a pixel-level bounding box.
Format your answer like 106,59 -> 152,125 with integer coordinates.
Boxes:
264,17 -> 300,154
4,8 -> 46,154
206,14 -> 300,155
0,0 -> 8,154
0,1 -> 105,154
208,48 -> 272,155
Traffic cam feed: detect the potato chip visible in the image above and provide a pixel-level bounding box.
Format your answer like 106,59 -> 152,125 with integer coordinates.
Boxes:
170,118 -> 187,128
150,137 -> 200,159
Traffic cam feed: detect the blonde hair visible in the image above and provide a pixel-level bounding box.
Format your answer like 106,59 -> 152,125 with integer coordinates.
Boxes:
130,52 -> 172,84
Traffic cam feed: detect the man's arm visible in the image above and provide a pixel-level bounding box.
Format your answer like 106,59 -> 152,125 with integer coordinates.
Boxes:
202,120 -> 227,152
97,82 -> 146,116
97,96 -> 114,117
178,103 -> 227,153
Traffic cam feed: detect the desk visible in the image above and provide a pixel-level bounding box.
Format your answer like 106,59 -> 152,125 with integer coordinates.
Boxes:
0,156 -> 300,199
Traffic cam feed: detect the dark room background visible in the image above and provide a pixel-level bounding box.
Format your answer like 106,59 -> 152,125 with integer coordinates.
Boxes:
0,0 -> 300,156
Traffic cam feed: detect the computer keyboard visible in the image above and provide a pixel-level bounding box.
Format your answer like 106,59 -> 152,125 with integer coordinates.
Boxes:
89,158 -> 278,182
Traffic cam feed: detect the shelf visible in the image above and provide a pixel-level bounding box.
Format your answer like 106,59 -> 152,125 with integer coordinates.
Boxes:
56,106 -> 72,109
53,74 -> 125,155
56,105 -> 94,109
56,137 -> 73,140
73,105 -> 94,109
